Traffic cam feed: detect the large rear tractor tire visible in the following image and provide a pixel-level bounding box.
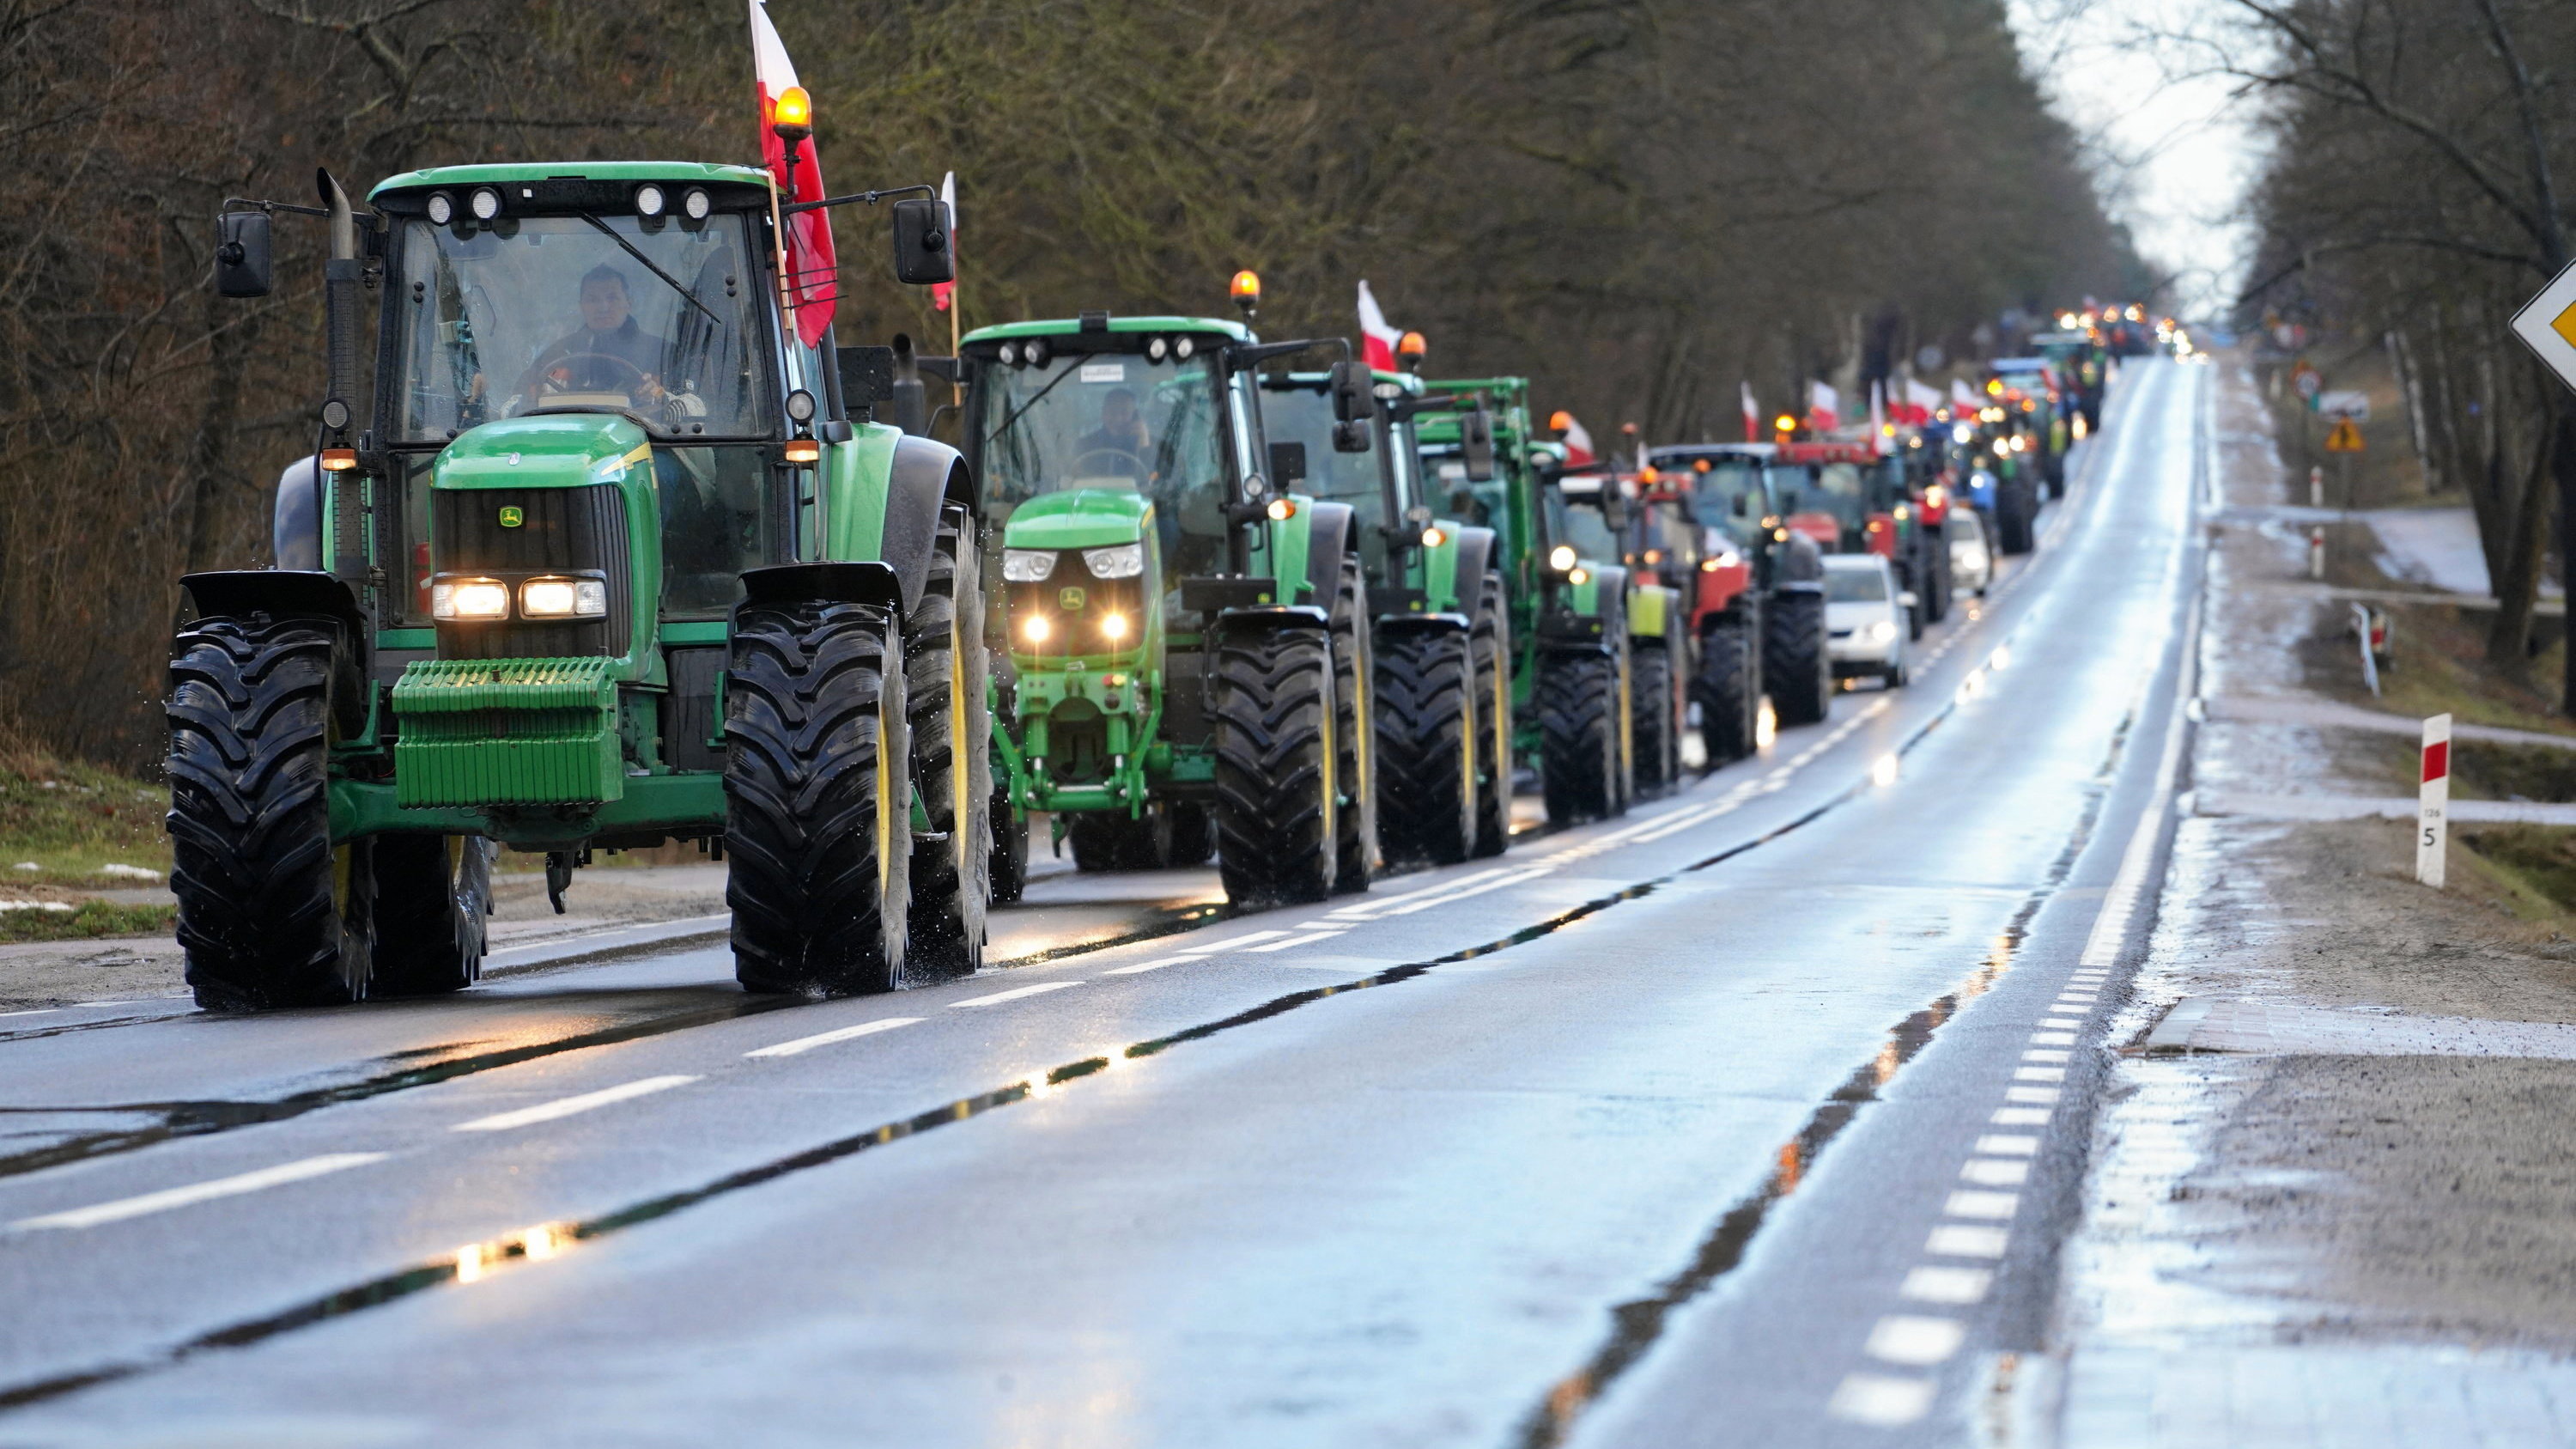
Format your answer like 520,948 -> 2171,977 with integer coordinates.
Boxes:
167,615 -> 375,1011
1920,534 -> 1952,624
1996,485 -> 2037,556
1327,557 -> 1376,895
1211,626 -> 1337,906
725,600 -> 911,996
1692,620 -> 1759,765
1539,643 -> 1621,825
1469,573 -> 1512,858
1373,626 -> 1475,869
370,834 -> 494,997
1765,590 -> 1832,728
1631,640 -> 1679,799
905,507 -> 993,979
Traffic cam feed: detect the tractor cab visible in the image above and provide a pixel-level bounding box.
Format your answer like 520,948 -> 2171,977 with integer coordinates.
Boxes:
1256,367 -> 1417,588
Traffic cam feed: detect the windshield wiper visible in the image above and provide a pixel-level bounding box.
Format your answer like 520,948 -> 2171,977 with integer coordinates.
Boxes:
984,360 -> 1086,450
574,212 -> 720,326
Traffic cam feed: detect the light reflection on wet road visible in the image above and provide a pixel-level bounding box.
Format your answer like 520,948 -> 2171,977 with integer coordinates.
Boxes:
0,362 -> 2205,1446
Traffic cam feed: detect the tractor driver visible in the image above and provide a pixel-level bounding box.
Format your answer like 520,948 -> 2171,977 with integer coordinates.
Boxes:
1076,387 -> 1152,482
511,264 -> 670,411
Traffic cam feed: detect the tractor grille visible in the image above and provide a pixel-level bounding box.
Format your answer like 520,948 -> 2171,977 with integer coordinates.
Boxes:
433,484 -> 630,660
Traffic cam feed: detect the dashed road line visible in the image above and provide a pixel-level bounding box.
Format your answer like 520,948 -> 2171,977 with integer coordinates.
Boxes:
949,981 -> 1084,1008
11,1153 -> 390,1231
744,1017 -> 923,1059
451,1075 -> 699,1133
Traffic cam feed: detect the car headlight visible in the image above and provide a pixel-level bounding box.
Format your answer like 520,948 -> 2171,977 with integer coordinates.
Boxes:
1082,543 -> 1145,579
519,576 -> 608,618
1002,549 -> 1059,582
432,578 -> 510,620
1869,620 -> 1898,642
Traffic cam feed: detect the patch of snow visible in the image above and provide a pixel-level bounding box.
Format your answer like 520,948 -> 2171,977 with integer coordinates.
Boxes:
0,901 -> 76,913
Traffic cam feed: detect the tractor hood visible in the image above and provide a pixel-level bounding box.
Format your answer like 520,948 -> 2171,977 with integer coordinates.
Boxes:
1002,490 -> 1154,551
435,413 -> 653,492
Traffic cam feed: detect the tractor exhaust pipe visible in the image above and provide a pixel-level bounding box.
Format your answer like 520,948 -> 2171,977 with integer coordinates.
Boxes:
319,169 -> 360,444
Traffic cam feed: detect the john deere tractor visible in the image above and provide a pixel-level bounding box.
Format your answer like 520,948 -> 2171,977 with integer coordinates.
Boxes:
1551,463 -> 1687,798
179,158 -> 983,1009
964,286 -> 1380,906
1257,366 -> 1507,868
1415,380 -> 1637,826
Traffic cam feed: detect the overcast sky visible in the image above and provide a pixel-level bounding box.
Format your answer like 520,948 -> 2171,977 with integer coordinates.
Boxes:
2008,0 -> 2262,318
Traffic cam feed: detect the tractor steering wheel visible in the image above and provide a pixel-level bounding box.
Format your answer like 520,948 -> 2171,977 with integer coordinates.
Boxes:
1072,447 -> 1148,479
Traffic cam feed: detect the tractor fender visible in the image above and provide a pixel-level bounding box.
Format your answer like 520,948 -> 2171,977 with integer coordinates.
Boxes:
182,569 -> 366,640
1771,532 -> 1826,593
1627,583 -> 1676,642
1374,611 -> 1470,636
1585,563 -> 1631,620
738,561 -> 903,617
878,435 -> 974,615
1449,527 -> 1498,618
1216,604 -> 1331,636
1297,501 -> 1357,606
271,455 -> 323,571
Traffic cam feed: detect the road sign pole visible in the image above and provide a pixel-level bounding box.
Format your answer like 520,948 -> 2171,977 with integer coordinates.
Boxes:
2418,713 -> 2451,888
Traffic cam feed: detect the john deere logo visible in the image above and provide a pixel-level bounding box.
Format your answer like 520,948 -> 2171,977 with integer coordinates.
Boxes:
497,506 -> 525,528
1059,586 -> 1086,611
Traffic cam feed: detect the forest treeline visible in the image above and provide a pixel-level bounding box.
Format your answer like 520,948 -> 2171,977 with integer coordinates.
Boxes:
2233,0 -> 2576,687
0,0 -> 2131,766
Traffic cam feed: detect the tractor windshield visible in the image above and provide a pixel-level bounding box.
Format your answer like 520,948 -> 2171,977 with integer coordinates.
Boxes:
1680,457 -> 1768,544
1546,481 -> 1623,561
390,213 -> 771,443
1255,380 -> 1389,524
971,350 -> 1228,533
1789,463 -> 1869,527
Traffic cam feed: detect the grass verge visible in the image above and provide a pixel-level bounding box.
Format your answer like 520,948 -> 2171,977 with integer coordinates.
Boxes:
0,900 -> 177,945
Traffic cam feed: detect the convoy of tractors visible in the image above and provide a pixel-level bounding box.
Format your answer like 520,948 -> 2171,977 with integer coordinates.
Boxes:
168,113 -> 2137,1010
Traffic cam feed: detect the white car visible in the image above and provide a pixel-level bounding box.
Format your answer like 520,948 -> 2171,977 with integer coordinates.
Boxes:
1947,508 -> 1993,597
1824,553 -> 1911,688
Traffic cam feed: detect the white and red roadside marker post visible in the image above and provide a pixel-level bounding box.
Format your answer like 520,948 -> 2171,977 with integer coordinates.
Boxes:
2418,713 -> 2451,888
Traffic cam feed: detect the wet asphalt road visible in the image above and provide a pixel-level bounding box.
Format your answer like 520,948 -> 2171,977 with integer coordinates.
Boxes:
0,360 -> 2205,1447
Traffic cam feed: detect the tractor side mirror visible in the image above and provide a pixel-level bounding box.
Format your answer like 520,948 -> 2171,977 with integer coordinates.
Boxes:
837,346 -> 897,405
1328,359 -> 1374,423
1732,492 -> 1750,518
1332,420 -> 1371,454
1461,407 -> 1497,483
1267,441 -> 1309,490
891,197 -> 954,285
1779,487 -> 1801,512
215,210 -> 272,298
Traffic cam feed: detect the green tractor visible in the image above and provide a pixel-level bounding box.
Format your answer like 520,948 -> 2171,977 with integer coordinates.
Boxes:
1413,380 -> 1638,826
1256,366 -> 1509,868
179,160 -> 986,1009
963,289 -> 1379,906
1548,460 -> 1688,799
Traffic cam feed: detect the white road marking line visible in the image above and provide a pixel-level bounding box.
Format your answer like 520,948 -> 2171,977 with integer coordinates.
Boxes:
1901,1266 -> 1993,1305
1960,1159 -> 2031,1187
1927,1223 -> 2009,1257
453,1075 -> 698,1133
2005,1087 -> 2062,1105
744,1017 -> 922,1059
13,1153 -> 389,1231
1866,1315 -> 1966,1367
2014,1066 -> 2067,1083
1828,1373 -> 1937,1427
1991,1106 -> 2051,1126
1101,956 -> 1194,977
2022,1049 -> 2071,1063
2041,1019 -> 2085,1031
950,981 -> 1084,1008
1247,929 -> 1349,952
1976,1134 -> 2040,1156
2031,1032 -> 2077,1046
1169,928 -> 1292,952
1945,1190 -> 2020,1220
0,1008 -> 57,1020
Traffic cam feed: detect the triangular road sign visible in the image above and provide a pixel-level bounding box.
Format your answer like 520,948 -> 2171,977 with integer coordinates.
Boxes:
2510,258 -> 2576,393
2324,418 -> 2366,454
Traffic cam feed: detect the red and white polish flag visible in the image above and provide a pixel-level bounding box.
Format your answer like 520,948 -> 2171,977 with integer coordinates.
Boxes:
1951,378 -> 1981,412
1741,381 -> 1759,441
1358,281 -> 1403,372
1902,378 -> 1941,425
1807,379 -> 1840,433
931,172 -> 957,314
750,0 -> 835,345
1557,413 -> 1595,467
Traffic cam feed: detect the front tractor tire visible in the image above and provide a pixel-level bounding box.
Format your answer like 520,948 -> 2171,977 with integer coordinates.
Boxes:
1373,626 -> 1476,870
904,507 -> 993,979
1765,590 -> 1832,728
1692,620 -> 1759,766
725,600 -> 911,996
1211,625 -> 1337,906
167,615 -> 375,1011
1469,573 -> 1512,857
1327,558 -> 1376,895
1631,640 -> 1680,799
370,834 -> 495,997
1538,641 -> 1625,826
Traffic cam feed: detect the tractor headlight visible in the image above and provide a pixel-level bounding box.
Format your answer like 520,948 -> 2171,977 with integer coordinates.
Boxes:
1082,543 -> 1145,579
1100,612 -> 1130,642
426,192 -> 454,226
635,184 -> 667,218
519,576 -> 608,618
432,577 -> 510,621
1549,545 -> 1578,571
1002,549 -> 1059,582
682,187 -> 712,220
469,186 -> 501,222
1021,615 -> 1052,644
